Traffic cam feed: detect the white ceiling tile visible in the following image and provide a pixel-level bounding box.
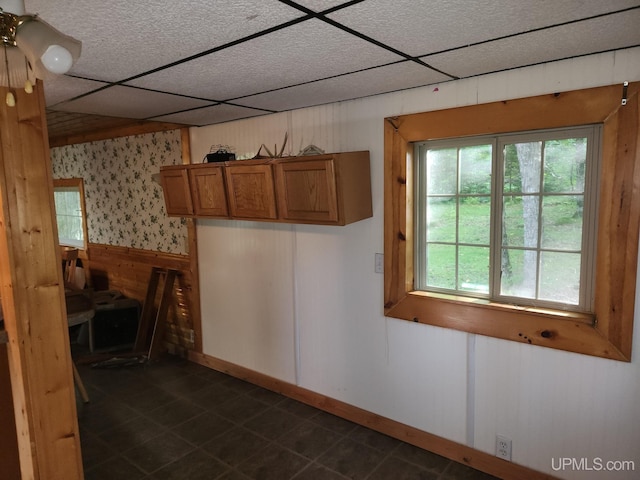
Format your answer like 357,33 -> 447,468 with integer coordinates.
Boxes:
42,76 -> 108,107
292,1 -> 356,12
13,1 -> 639,132
24,0 -> 305,81
327,0 -> 640,57
51,86 -> 212,119
126,19 -> 402,100
427,10 -> 640,78
234,62 -> 451,112
149,104 -> 268,126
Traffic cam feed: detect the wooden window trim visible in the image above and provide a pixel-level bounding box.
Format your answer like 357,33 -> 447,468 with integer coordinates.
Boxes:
384,83 -> 640,361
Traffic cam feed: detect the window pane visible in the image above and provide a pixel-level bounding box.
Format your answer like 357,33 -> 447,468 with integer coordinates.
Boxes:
502,196 -> 539,248
459,200 -> 490,245
459,145 -> 492,195
539,251 -> 581,304
503,142 -> 542,194
416,126 -> 596,312
54,191 -> 67,213
541,195 -> 584,250
459,246 -> 489,294
543,138 -> 586,194
503,144 -> 521,194
426,198 -> 456,243
54,181 -> 85,248
57,216 -> 83,242
57,214 -> 83,241
426,244 -> 456,290
64,191 -> 72,211
500,248 -> 537,299
69,193 -> 81,213
427,148 -> 457,194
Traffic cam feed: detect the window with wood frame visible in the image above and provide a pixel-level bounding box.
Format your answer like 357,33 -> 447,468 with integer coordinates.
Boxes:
384,83 -> 639,361
53,178 -> 88,250
414,126 -> 600,312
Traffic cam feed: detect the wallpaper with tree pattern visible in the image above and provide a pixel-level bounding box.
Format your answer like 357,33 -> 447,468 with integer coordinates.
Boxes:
50,130 -> 188,255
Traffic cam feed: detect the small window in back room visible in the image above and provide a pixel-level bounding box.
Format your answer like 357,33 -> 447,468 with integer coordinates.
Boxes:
53,178 -> 88,250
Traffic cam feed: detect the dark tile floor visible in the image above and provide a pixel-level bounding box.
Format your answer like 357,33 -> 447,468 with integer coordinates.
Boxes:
75,354 -> 499,480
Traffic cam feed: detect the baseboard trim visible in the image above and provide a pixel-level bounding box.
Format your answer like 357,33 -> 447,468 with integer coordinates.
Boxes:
188,351 -> 557,480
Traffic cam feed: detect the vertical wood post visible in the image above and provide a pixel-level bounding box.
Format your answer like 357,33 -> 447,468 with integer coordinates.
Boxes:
0,82 -> 83,479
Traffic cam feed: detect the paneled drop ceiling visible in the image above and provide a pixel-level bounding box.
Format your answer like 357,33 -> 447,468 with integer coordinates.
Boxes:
18,0 -> 640,142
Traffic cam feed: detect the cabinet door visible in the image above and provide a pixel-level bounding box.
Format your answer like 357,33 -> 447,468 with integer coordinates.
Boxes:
225,164 -> 277,219
274,159 -> 338,223
189,166 -> 229,217
160,167 -> 193,216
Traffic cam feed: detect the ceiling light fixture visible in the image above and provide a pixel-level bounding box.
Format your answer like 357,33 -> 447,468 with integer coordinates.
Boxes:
0,0 -> 80,107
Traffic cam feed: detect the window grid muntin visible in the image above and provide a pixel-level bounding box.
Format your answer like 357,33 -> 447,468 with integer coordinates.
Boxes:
416,125 -> 600,312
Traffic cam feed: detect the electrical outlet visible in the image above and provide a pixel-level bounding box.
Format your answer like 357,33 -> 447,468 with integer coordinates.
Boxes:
495,435 -> 512,461
188,329 -> 195,344
375,253 -> 384,274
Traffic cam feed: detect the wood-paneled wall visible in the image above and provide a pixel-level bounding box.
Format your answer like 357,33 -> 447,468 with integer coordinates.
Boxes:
84,243 -> 197,356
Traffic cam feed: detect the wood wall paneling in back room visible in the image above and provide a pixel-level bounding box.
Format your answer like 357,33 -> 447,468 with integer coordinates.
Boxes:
49,127 -> 195,355
85,244 -> 195,356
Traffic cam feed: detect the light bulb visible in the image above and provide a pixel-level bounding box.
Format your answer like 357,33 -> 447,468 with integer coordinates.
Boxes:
6,91 -> 16,107
24,80 -> 33,94
40,44 -> 73,74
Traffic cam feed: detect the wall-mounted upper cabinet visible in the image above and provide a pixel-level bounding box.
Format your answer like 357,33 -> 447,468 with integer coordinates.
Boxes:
159,151 -> 372,226
273,152 -> 372,225
159,166 -> 193,216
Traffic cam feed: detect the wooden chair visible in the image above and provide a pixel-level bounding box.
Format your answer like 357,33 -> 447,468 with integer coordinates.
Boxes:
61,247 -> 92,402
61,248 -> 79,289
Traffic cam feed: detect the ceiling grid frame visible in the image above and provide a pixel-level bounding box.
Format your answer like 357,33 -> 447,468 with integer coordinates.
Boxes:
9,0 -> 637,139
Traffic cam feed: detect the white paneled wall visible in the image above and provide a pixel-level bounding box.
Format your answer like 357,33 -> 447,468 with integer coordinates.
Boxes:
192,48 -> 640,479
474,334 -> 640,479
197,219 -> 297,381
